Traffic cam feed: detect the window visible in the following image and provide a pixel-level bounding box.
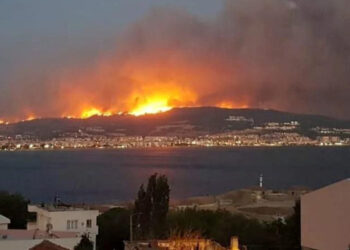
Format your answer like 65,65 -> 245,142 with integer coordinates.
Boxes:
86,219 -> 92,228
73,220 -> 78,229
67,220 -> 78,230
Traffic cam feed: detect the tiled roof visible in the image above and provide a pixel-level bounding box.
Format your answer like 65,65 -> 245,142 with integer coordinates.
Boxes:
29,240 -> 69,250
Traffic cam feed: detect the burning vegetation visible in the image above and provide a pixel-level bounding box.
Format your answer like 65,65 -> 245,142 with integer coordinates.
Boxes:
1,0 -> 350,123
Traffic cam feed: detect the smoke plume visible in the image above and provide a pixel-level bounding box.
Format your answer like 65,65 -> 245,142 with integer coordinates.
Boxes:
1,0 -> 350,121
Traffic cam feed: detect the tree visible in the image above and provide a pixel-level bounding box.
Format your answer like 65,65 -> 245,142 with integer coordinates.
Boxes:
134,184 -> 151,239
167,208 -> 303,249
283,199 -> 301,248
134,173 -> 170,239
97,208 -> 130,250
150,174 -> 170,238
74,234 -> 93,250
0,191 -> 30,229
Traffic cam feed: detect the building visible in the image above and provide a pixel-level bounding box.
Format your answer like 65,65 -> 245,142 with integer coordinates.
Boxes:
301,178 -> 350,250
0,229 -> 79,250
0,214 -> 10,229
0,203 -> 98,250
30,240 -> 69,250
27,204 -> 99,250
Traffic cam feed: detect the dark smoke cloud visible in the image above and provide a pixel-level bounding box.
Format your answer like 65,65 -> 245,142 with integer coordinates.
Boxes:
1,0 -> 350,120
219,0 -> 350,118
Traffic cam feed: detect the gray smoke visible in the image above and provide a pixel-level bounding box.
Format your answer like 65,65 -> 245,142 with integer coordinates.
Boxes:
117,0 -> 350,118
1,0 -> 350,120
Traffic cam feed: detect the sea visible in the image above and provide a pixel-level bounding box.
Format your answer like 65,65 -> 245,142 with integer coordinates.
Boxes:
0,147 -> 349,204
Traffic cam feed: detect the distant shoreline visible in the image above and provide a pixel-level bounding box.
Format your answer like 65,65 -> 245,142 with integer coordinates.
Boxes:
1,144 -> 350,153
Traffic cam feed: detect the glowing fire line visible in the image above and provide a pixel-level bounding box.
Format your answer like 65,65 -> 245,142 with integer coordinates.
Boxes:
0,96 -> 247,121
80,108 -> 112,119
129,100 -> 172,116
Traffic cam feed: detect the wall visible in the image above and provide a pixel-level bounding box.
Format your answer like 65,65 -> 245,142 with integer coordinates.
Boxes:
301,179 -> 350,250
28,206 -> 99,249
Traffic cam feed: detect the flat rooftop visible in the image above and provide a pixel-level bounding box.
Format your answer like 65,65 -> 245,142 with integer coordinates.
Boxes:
29,204 -> 98,212
0,229 -> 78,240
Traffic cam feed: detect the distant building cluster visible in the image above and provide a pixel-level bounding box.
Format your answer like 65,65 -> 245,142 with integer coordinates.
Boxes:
253,121 -> 300,131
226,116 -> 254,123
0,118 -> 350,151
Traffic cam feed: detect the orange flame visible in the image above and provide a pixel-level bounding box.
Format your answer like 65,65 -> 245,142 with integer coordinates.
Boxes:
0,47 -> 250,121
130,99 -> 172,116
80,108 -> 113,119
217,101 -> 248,109
127,84 -> 196,116
21,115 -> 37,122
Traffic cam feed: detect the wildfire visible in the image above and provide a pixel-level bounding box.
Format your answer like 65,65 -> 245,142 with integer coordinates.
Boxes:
127,84 -> 196,116
129,98 -> 172,116
26,115 -> 36,121
60,93 -> 248,119
37,45 -> 248,120
0,119 -> 11,125
217,101 -> 248,109
19,115 -> 37,122
80,108 -> 113,119
1,99 -> 250,122
1,49 -> 250,121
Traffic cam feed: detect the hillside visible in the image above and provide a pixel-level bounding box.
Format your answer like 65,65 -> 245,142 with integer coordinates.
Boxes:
1,107 -> 350,138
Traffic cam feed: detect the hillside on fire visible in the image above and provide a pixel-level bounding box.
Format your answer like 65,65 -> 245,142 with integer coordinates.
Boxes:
1,107 -> 349,138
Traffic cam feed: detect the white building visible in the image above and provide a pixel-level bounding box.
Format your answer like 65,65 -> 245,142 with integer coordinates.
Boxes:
301,178 -> 350,250
0,228 -> 80,250
0,214 -> 10,230
27,204 -> 99,250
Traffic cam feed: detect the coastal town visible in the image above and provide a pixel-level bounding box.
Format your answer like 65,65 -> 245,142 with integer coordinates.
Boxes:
1,118 -> 350,151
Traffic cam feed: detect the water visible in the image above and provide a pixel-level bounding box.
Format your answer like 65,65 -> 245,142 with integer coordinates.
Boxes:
0,147 -> 349,203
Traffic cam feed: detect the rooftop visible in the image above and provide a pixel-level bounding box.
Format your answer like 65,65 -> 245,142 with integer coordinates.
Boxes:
0,215 -> 10,224
29,240 -> 69,250
302,178 -> 350,199
0,229 -> 79,240
28,204 -> 98,212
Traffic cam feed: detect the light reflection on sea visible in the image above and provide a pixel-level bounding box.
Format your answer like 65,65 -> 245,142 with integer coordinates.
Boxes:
0,147 -> 349,203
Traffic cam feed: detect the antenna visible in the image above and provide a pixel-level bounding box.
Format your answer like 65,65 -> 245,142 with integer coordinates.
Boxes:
46,223 -> 53,235
54,193 -> 61,207
259,174 -> 263,188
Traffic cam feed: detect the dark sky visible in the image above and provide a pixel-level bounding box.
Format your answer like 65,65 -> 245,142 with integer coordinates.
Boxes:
1,0 -> 349,121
